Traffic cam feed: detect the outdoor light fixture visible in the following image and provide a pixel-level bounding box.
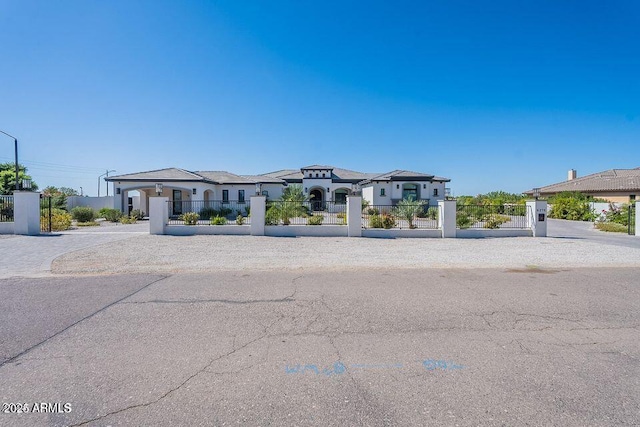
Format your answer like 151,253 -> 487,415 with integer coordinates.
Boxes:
327,187 -> 330,192
533,187 -> 541,200
255,183 -> 262,195
155,183 -> 163,196
192,188 -> 197,195
21,179 -> 32,190
116,188 -> 121,195
304,187 -> 308,192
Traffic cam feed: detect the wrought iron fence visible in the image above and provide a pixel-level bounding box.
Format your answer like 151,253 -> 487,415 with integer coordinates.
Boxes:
362,203 -> 439,229
40,196 -> 52,232
265,200 -> 346,226
0,195 -> 14,222
629,203 -> 636,235
456,204 -> 530,229
167,200 -> 251,225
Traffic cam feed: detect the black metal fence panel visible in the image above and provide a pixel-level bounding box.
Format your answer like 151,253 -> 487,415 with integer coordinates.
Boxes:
456,204 -> 529,229
629,204 -> 636,235
167,200 -> 251,225
0,196 -> 13,222
40,196 -> 52,232
265,201 -> 347,226
361,203 -> 439,229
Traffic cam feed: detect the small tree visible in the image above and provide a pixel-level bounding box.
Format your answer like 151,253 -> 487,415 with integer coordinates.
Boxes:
265,184 -> 309,225
0,163 -> 38,195
392,198 -> 426,229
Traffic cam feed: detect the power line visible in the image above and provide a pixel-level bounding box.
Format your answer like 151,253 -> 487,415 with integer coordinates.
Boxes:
0,156 -> 107,173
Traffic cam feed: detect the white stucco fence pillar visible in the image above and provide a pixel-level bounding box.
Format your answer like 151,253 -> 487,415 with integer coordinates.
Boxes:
149,197 -> 169,235
635,201 -> 639,236
250,196 -> 266,236
438,200 -> 456,238
347,196 -> 362,237
526,200 -> 548,237
13,191 -> 41,235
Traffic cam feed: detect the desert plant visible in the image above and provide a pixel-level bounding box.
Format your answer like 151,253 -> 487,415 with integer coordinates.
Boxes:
381,214 -> 396,229
41,210 -> 72,231
120,215 -> 137,224
594,222 -> 627,233
392,198 -> 425,229
456,212 -> 473,229
369,214 -> 396,229
71,206 -> 96,223
361,199 -> 370,211
211,216 -> 227,225
199,207 -> 219,219
307,215 -> 324,225
336,212 -> 347,225
99,208 -> 123,222
76,221 -> 99,227
180,212 -> 199,225
366,207 -> 380,216
483,214 -> 510,229
236,215 -> 245,225
130,209 -> 144,220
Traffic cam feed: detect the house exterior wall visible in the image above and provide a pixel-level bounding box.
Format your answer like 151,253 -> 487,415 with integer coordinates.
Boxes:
67,196 -> 114,211
362,181 -> 445,206
540,191 -> 637,204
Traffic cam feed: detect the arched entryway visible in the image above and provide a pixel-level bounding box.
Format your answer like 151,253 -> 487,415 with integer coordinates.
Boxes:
309,188 -> 325,211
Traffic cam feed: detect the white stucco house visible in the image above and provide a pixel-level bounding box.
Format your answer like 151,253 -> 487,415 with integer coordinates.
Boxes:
105,165 -> 450,215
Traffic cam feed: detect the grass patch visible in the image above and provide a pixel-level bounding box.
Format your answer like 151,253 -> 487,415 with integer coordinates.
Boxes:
594,222 -> 627,233
76,221 -> 100,227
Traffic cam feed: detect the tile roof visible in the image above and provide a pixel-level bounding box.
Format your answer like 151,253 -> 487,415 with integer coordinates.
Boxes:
106,168 -> 204,181
301,165 -> 335,170
194,171 -> 256,184
525,168 -> 640,194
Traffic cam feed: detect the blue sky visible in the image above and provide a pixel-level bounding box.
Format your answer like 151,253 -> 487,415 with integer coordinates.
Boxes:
0,0 -> 638,196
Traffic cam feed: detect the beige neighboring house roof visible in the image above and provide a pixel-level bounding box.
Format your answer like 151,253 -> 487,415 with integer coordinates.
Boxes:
524,168 -> 640,194
106,168 -> 205,182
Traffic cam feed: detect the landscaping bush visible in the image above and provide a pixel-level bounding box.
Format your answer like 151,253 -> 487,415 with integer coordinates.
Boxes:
99,208 -> 123,222
456,212 -> 473,229
130,209 -> 144,220
265,206 -> 280,225
547,192 -> 596,221
236,215 -> 245,225
42,209 -> 72,231
594,222 -> 627,233
71,206 -> 95,222
180,212 -> 199,225
307,215 -> 324,225
483,214 -> 510,229
211,216 -> 227,225
392,198 -> 425,229
426,206 -> 438,220
369,214 -> 396,229
361,199 -> 370,212
76,221 -> 99,227
120,215 -> 137,224
366,207 -> 380,216
199,207 -> 219,219
604,203 -> 630,226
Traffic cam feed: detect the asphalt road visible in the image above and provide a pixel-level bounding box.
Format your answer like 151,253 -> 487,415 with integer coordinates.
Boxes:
1,268 -> 638,426
547,218 -> 640,249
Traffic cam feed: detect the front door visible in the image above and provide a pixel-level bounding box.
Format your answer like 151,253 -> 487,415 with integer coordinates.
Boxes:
173,190 -> 182,215
310,189 -> 323,211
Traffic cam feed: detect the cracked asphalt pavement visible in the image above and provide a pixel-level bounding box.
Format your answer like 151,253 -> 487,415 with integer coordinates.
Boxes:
1,268 -> 639,426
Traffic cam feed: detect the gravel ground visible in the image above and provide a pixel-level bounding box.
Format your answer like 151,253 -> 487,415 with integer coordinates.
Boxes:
51,234 -> 640,275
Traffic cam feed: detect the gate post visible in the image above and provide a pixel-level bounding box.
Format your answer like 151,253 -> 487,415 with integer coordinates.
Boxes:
149,197 -> 169,235
635,201 -> 639,237
250,196 -> 266,236
526,200 -> 548,237
438,200 -> 456,238
347,196 -> 362,237
13,191 -> 41,235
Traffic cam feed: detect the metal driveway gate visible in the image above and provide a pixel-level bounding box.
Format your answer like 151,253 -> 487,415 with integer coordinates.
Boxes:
40,195 -> 52,233
629,204 -> 636,235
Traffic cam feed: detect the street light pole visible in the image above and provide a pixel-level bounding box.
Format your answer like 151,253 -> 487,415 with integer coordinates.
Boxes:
0,130 -> 19,192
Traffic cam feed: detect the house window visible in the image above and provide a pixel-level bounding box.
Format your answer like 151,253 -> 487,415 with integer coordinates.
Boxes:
309,173 -> 312,178
335,189 -> 348,204
261,190 -> 269,197
315,173 -> 319,178
238,190 -> 245,203
322,173 -> 325,178
222,190 -> 229,203
433,188 -> 438,196
630,195 -> 636,201
402,184 -> 418,200
380,188 -> 386,196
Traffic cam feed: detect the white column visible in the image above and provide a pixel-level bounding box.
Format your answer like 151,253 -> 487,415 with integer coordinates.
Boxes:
250,196 -> 266,236
635,201 -> 639,236
149,197 -> 169,235
347,196 -> 362,237
438,200 -> 456,238
13,191 -> 41,235
526,200 -> 548,237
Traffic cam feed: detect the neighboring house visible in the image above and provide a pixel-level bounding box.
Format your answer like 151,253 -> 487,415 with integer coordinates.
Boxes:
525,168 -> 640,203
106,165 -> 450,214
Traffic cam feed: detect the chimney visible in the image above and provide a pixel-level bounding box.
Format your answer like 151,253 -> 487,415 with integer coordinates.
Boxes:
568,169 -> 577,181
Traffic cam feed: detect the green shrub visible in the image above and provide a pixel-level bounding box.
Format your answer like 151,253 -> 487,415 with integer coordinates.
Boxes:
548,192 -> 596,221
307,215 -> 324,225
211,216 -> 227,225
366,207 -> 380,216
369,214 -> 384,228
99,208 -> 123,222
382,214 -> 396,229
199,207 -> 219,219
265,206 -> 280,225
483,214 -> 510,229
604,203 -> 630,226
369,214 -> 396,229
180,212 -> 199,225
42,210 -> 72,231
71,206 -> 95,222
361,199 -> 370,212
120,215 -> 137,224
130,209 -> 144,220
392,198 -> 426,229
219,207 -> 233,217
426,207 -> 438,220
236,215 -> 245,225
594,222 -> 627,233
456,212 -> 473,229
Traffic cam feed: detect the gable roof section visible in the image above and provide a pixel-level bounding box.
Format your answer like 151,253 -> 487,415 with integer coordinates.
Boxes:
301,165 -> 334,170
261,169 -> 304,180
525,168 -> 640,194
106,168 -> 205,182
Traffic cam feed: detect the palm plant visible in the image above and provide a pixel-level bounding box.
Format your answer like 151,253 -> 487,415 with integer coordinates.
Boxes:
392,198 -> 426,229
266,184 -> 309,225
